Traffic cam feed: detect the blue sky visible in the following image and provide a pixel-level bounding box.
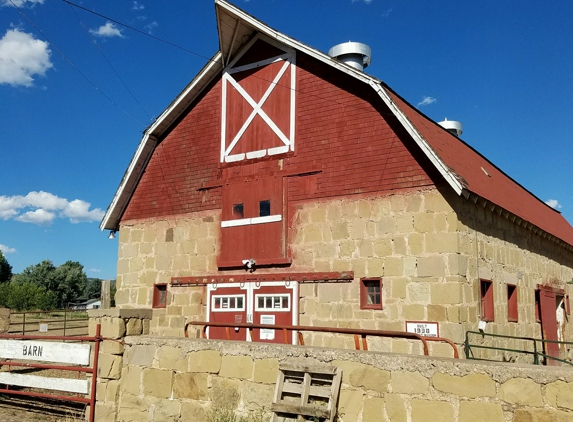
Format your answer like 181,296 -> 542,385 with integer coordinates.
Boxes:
1,0 -> 572,280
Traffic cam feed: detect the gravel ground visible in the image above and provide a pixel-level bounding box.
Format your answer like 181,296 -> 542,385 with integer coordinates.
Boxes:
0,396 -> 86,421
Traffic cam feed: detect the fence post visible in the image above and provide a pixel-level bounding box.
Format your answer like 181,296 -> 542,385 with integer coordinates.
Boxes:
101,280 -> 111,309
22,312 -> 25,335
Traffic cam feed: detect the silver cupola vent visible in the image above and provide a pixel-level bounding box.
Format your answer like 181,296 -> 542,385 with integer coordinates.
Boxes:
438,118 -> 463,137
328,42 -> 371,71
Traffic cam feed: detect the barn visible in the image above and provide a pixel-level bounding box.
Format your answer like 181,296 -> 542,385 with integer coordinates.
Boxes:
100,0 -> 573,360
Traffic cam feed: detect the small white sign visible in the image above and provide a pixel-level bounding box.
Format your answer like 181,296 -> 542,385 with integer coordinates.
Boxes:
406,321 -> 439,338
0,340 -> 91,365
260,315 -> 275,340
39,323 -> 48,333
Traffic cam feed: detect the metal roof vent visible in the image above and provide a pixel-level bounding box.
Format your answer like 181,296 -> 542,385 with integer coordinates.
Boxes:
438,118 -> 463,137
328,42 -> 371,71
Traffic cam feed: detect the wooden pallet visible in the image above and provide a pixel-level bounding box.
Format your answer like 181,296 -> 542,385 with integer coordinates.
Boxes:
270,363 -> 342,422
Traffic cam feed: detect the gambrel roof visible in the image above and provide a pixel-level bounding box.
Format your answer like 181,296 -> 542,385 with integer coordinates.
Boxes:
101,0 -> 573,250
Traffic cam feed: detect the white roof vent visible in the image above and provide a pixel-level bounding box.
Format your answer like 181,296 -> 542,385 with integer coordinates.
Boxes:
438,118 -> 463,137
328,42 -> 371,71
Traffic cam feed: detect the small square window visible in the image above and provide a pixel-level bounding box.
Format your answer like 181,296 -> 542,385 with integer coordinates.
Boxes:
507,284 -> 518,322
153,284 -> 167,308
233,203 -> 244,219
259,200 -> 271,217
480,279 -> 494,322
360,278 -> 382,310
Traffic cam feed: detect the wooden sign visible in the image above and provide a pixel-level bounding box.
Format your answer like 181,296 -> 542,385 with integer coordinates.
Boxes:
0,340 -> 91,365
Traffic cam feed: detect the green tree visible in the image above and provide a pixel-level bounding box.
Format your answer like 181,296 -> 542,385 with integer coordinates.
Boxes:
0,251 -> 12,283
6,282 -> 47,311
84,278 -> 102,299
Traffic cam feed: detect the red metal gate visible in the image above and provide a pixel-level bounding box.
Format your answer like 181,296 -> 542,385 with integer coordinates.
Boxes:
0,324 -> 101,422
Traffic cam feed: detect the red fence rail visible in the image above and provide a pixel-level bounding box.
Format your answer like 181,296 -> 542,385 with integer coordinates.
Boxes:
185,321 -> 459,358
0,324 -> 101,422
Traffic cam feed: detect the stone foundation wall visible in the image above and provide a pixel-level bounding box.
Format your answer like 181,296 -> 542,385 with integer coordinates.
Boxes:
95,335 -> 573,422
114,187 -> 573,356
0,308 -> 10,333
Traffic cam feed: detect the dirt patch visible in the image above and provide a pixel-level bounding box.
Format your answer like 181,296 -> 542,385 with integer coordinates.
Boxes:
0,396 -> 86,421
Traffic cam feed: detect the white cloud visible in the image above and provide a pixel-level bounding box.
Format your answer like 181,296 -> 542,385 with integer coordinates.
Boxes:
1,0 -> 44,7
88,268 -> 101,273
0,244 -> 16,254
0,29 -> 52,87
144,21 -> 158,34
89,22 -> 124,38
132,1 -> 144,10
352,0 -> 373,3
0,191 -> 105,226
16,209 -> 55,225
545,199 -> 562,209
417,96 -> 437,107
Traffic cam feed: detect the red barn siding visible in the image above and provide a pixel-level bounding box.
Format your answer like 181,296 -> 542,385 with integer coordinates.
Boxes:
122,48 -> 437,225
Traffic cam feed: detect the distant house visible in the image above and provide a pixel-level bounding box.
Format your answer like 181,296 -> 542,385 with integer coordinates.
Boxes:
71,299 -> 101,310
100,0 -> 573,360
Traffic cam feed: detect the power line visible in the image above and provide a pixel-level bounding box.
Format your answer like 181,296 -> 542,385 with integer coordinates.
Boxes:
66,2 -> 152,121
8,0 -> 146,128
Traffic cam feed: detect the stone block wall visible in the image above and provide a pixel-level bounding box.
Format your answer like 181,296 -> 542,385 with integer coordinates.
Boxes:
87,308 -> 152,421
115,187 -> 573,358
97,336 -> 573,421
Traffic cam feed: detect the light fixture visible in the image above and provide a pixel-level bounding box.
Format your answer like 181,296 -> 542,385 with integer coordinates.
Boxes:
108,230 -> 116,239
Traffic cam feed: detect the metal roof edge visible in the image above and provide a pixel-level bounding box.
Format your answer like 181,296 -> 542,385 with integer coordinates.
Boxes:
368,80 -> 465,196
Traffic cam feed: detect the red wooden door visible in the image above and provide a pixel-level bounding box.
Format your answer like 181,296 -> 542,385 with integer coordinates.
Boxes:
539,287 -> 560,364
251,284 -> 295,344
208,286 -> 248,341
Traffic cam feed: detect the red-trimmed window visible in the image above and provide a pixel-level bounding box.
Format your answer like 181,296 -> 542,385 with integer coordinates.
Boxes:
507,284 -> 518,322
480,279 -> 494,321
153,284 -> 168,308
360,278 -> 382,310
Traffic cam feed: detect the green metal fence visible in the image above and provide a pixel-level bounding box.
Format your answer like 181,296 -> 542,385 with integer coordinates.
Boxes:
465,330 -> 573,366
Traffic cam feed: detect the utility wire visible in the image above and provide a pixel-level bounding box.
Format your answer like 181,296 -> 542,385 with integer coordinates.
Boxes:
61,0 -> 399,119
8,0 -> 146,128
66,2 -> 152,121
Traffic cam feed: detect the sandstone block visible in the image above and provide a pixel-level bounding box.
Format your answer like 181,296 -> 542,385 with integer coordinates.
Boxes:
500,378 -> 543,407
117,393 -> 147,421
338,390 -> 364,422
411,400 -> 454,422
402,304 -> 425,320
385,394 -> 406,422
101,317 -> 126,339
125,344 -> 156,366
432,373 -> 496,398
414,213 -> 434,233
546,380 -> 573,410
241,381 -> 275,409
181,401 -> 207,422
374,237 -> 393,256
93,403 -> 116,422
417,256 -> 446,277
348,365 -> 390,393
513,408 -> 573,422
458,401 -> 504,422
220,355 -> 253,379
427,305 -> 447,322
119,366 -> 142,395
430,283 -> 462,305
363,397 -> 385,422
385,257 -> 404,276
254,358 -> 279,384
426,233 -> 458,253
98,354 -> 123,380
209,377 -> 241,409
331,222 -> 350,240
125,318 -> 142,336
173,372 -> 208,400
157,345 -> 188,371
391,371 -> 429,394
142,368 -> 173,398
391,278 -> 407,299
408,233 -> 424,255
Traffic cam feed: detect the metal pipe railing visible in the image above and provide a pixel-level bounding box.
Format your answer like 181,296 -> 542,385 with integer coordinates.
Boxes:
185,321 -> 460,358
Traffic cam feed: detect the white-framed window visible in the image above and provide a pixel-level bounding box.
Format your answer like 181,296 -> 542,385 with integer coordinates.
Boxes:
211,295 -> 246,312
255,294 -> 290,312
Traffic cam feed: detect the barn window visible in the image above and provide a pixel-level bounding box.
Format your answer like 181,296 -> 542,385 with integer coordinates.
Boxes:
232,203 -> 244,219
259,200 -> 271,217
153,284 -> 167,308
507,284 -> 518,322
360,278 -> 382,310
480,279 -> 494,321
